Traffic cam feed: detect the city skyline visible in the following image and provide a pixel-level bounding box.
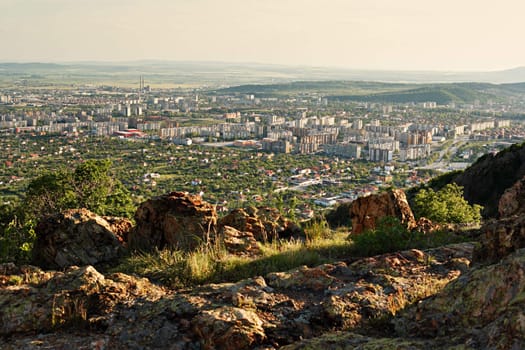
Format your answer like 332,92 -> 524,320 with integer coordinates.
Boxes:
1,0 -> 524,72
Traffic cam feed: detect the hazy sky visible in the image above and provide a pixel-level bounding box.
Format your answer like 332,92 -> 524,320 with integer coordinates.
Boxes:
1,0 -> 524,71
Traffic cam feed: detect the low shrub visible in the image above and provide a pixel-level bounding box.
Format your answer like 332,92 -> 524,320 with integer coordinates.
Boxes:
350,216 -> 468,257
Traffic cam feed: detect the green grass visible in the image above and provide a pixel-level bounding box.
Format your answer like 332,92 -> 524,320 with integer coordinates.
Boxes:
113,231 -> 352,289
113,218 -> 470,289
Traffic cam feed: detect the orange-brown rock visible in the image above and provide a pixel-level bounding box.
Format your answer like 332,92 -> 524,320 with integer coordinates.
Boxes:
32,208 -> 128,269
218,206 -> 302,242
0,265 -> 165,337
395,248 -> 525,350
129,191 -> 217,251
350,189 -> 416,234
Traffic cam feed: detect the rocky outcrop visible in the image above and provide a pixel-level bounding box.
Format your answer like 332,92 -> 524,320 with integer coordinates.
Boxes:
282,245 -> 525,350
32,208 -> 128,269
393,248 -> 525,349
452,142 -> 525,218
498,175 -> 525,218
474,175 -> 525,264
129,191 -> 217,251
473,215 -> 525,264
192,307 -> 266,349
350,189 -> 416,234
0,242 -> 473,349
218,206 -> 303,242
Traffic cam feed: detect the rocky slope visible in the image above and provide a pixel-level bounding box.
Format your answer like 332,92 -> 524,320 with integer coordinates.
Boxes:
3,156 -> 525,349
0,242 -> 473,349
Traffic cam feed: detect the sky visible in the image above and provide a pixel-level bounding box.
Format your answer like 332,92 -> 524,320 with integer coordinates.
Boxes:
1,0 -> 524,71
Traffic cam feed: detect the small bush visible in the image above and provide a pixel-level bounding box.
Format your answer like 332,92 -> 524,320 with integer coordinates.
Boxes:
350,217 -> 420,256
0,218 -> 36,264
350,216 -> 468,257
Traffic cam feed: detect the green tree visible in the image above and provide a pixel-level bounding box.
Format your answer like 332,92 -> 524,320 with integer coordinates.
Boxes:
73,159 -> 113,211
413,183 -> 482,224
24,160 -> 135,220
24,170 -> 76,219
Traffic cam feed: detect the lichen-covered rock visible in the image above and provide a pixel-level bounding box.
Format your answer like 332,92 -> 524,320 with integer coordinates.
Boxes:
473,215 -> 525,264
395,248 -> 525,349
192,306 -> 266,350
0,265 -> 165,336
220,225 -> 261,257
350,189 -> 416,235
32,208 -> 128,269
129,191 -> 217,251
218,206 -> 303,242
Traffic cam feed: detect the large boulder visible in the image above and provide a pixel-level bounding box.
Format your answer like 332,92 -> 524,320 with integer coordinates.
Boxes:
218,206 -> 302,243
129,191 -> 217,251
32,208 -> 129,269
498,175 -> 525,218
350,189 -> 416,234
104,216 -> 133,245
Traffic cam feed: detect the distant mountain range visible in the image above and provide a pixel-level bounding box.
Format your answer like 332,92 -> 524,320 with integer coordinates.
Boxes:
1,61 -> 525,86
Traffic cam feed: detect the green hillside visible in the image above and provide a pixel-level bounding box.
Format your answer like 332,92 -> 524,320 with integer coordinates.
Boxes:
218,81 -> 514,104
330,84 -> 496,104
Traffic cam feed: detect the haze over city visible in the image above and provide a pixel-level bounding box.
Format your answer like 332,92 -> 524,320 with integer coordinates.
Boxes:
1,0 -> 524,72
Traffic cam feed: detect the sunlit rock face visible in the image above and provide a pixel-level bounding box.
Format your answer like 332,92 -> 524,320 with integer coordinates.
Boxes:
350,189 -> 416,234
